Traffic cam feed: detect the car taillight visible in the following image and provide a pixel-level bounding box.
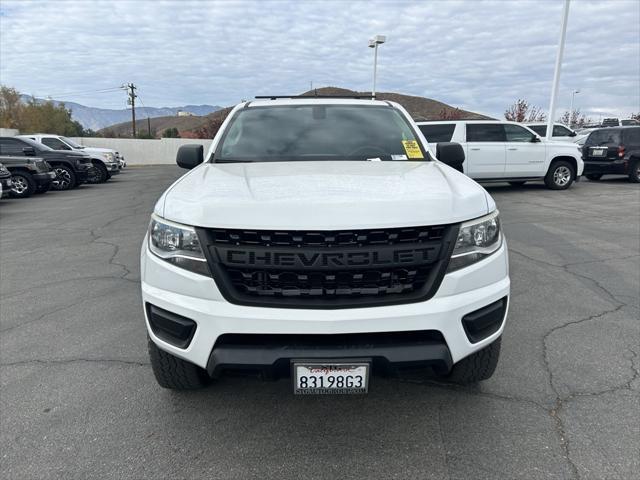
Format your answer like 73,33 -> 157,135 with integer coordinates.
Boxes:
618,146 -> 625,158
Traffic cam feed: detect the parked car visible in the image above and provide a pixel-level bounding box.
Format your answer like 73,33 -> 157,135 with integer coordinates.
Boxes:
0,137 -> 93,190
602,118 -> 620,127
417,120 -> 584,189
0,162 -> 12,198
581,126 -> 640,182
18,134 -> 120,183
0,156 -> 56,197
525,122 -> 578,142
142,97 -> 510,392
621,119 -> 640,126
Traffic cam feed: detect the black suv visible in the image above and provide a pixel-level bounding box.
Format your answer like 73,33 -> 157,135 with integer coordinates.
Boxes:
0,156 -> 56,197
581,126 -> 640,183
0,137 -> 93,190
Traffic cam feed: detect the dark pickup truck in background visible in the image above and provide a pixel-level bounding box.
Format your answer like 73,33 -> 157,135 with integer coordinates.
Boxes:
0,156 -> 56,197
581,126 -> 640,183
0,136 -> 94,190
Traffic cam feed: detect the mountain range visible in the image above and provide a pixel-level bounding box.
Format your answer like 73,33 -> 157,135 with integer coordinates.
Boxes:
20,95 -> 221,131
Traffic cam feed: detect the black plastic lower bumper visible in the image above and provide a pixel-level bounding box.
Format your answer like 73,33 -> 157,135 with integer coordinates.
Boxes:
205,331 -> 453,378
33,172 -> 56,186
584,160 -> 628,175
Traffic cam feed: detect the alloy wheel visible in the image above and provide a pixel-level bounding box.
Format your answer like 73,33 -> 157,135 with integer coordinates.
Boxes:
11,176 -> 28,195
53,168 -> 71,189
553,166 -> 571,187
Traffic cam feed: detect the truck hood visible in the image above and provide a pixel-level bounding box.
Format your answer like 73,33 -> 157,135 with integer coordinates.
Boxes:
82,146 -> 115,154
158,161 -> 492,230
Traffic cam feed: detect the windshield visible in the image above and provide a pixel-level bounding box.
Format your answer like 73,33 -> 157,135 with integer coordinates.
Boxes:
215,104 -> 428,162
60,136 -> 84,149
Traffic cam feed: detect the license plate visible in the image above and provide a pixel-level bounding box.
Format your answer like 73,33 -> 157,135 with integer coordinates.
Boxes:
293,361 -> 369,394
591,148 -> 606,156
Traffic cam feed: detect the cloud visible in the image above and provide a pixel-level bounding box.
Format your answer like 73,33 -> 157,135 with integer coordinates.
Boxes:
1,0 -> 638,119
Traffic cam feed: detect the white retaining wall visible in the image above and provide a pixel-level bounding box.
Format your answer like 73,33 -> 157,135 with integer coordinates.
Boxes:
68,137 -> 213,165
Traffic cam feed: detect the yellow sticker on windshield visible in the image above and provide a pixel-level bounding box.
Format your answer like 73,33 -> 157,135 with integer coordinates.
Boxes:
402,140 -> 424,159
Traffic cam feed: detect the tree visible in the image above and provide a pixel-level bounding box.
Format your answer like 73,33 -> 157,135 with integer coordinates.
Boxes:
558,109 -> 591,128
1,85 -> 89,135
162,127 -> 180,138
0,85 -> 25,128
504,99 -> 546,122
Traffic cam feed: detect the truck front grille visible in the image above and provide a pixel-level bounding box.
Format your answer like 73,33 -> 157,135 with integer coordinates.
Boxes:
198,225 -> 459,309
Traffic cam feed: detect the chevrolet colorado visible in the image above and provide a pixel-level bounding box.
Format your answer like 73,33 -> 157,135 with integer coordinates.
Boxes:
141,98 -> 510,394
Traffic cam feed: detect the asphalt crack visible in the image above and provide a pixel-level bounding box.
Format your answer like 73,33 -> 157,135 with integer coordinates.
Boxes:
0,358 -> 150,368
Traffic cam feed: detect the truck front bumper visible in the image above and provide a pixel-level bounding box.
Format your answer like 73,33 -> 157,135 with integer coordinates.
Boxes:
33,171 -> 56,186
141,239 -> 510,375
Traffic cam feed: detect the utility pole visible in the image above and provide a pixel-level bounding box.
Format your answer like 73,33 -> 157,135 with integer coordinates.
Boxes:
125,83 -> 137,138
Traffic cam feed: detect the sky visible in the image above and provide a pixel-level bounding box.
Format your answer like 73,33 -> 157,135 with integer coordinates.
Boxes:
1,0 -> 638,120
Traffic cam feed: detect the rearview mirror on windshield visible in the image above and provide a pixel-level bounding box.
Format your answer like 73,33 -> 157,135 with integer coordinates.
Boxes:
436,142 -> 465,172
176,144 -> 204,169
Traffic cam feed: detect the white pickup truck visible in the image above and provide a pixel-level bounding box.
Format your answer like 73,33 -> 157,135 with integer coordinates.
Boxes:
417,120 -> 584,189
141,97 -> 510,394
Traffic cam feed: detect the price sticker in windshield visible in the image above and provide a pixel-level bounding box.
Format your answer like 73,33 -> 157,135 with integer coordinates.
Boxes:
402,140 -> 424,159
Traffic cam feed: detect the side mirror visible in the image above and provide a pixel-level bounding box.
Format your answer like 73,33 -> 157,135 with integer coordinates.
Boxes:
176,144 -> 204,169
531,136 -> 541,143
569,131 -> 577,137
22,147 -> 36,156
436,142 -> 465,172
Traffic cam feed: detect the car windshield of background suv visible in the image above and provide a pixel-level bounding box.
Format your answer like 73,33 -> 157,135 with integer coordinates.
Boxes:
215,105 -> 428,162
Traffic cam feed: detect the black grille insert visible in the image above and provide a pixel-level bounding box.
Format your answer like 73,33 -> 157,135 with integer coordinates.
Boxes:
198,224 -> 458,309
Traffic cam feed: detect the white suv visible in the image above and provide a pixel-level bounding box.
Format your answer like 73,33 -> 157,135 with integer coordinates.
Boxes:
18,134 -> 121,183
141,98 -> 509,394
417,120 -> 584,189
525,122 -> 579,142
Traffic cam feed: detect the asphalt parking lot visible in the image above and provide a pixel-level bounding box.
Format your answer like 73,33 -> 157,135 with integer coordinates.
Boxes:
1,166 -> 638,480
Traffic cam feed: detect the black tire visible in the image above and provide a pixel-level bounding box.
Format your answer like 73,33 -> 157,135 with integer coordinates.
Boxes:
628,159 -> 640,183
87,161 -> 108,184
443,337 -> 501,384
35,183 -> 51,194
509,181 -> 526,187
148,337 -> 211,390
9,172 -> 36,198
586,174 -> 602,181
544,160 -> 575,190
51,165 -> 76,190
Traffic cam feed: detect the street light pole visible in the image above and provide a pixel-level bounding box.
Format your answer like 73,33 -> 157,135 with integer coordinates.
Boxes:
368,35 -> 386,98
546,0 -> 571,140
569,89 -> 580,127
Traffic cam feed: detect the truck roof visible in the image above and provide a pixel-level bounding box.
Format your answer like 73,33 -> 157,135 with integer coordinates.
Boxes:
245,98 -> 396,108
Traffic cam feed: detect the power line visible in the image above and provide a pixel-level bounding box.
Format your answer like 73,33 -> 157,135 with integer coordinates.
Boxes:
42,86 -> 124,98
135,90 -> 153,137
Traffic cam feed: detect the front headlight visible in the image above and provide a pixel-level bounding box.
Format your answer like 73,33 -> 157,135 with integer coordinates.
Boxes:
447,210 -> 502,272
105,153 -> 114,161
148,214 -> 210,276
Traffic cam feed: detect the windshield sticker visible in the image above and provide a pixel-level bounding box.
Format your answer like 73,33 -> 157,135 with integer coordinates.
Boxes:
391,154 -> 408,161
402,140 -> 424,159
